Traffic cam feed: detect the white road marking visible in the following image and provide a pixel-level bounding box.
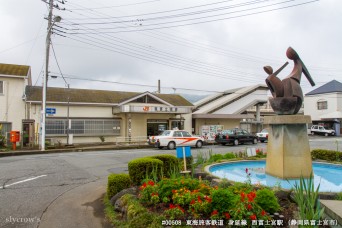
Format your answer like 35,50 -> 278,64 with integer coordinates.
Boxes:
0,175 -> 47,189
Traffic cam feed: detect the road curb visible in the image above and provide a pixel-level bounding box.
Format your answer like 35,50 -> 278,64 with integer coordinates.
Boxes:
0,145 -> 152,157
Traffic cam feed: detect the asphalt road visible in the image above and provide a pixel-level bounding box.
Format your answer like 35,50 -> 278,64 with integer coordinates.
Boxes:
0,136 -> 341,228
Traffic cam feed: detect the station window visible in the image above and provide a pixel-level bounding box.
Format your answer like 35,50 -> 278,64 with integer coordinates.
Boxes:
317,100 -> 328,110
0,81 -> 4,94
46,119 -> 121,136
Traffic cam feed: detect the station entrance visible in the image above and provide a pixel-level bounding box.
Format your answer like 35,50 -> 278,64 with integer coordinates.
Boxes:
147,120 -> 168,136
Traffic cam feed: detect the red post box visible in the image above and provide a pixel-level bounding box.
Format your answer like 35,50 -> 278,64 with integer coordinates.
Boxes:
10,131 -> 20,150
10,131 -> 20,143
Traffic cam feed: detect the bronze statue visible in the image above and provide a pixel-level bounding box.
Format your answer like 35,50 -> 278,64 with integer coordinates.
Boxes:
264,47 -> 315,115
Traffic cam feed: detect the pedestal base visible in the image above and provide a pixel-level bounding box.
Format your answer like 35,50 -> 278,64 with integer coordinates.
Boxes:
264,115 -> 313,179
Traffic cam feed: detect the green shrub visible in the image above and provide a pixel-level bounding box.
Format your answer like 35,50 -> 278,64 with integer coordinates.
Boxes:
195,151 -> 208,165
128,158 -> 163,185
223,152 -> 236,159
336,192 -> 342,201
127,200 -> 148,220
150,154 -> 179,177
311,149 -> 342,161
128,212 -> 165,228
158,177 -> 202,200
0,128 -> 5,147
211,188 -> 238,213
218,178 -> 232,189
255,188 -> 280,213
227,182 -> 253,194
208,154 -> 224,162
291,174 -> 324,222
107,173 -> 131,199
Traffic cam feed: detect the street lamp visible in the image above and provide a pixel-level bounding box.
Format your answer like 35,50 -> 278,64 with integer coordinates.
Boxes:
41,14 -> 61,151
50,76 -> 70,145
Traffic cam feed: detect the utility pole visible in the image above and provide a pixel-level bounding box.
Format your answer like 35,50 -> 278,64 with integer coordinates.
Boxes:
41,0 -> 54,151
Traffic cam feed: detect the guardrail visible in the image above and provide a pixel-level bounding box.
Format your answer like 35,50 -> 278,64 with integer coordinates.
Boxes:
114,136 -> 149,146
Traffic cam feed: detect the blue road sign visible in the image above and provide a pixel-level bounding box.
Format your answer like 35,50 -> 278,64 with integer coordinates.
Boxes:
46,108 -> 56,115
176,146 -> 191,158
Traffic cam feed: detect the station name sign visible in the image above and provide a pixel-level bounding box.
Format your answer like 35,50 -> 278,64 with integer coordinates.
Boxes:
113,105 -> 191,114
142,106 -> 178,112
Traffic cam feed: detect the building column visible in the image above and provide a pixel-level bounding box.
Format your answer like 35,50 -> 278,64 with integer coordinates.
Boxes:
256,103 -> 261,122
256,103 -> 261,132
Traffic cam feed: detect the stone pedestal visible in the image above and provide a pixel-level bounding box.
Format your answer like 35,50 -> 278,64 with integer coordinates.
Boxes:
264,115 -> 313,179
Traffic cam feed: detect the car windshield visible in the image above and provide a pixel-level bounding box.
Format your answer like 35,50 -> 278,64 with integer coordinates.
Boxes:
222,129 -> 235,135
159,130 -> 171,136
261,129 -> 268,133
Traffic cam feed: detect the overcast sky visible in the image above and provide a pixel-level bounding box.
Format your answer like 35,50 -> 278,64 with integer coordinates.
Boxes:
1,0 -> 341,96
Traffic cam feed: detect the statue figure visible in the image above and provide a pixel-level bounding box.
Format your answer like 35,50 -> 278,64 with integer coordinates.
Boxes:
264,47 -> 315,115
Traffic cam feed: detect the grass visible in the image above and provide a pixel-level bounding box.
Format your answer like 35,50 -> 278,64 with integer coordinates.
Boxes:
103,193 -> 127,227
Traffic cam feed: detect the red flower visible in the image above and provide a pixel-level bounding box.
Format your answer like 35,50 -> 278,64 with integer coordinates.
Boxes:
197,196 -> 202,203
261,210 -> 267,216
224,212 -> 230,219
211,210 -> 218,216
177,205 -> 185,213
247,204 -> 252,210
240,192 -> 245,201
169,204 -> 176,209
247,192 -> 256,202
250,214 -> 257,220
139,182 -> 147,190
147,180 -> 155,186
172,189 -> 176,194
205,196 -> 212,203
190,199 -> 195,205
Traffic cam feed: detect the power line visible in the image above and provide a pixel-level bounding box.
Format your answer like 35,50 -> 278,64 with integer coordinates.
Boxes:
52,3 -> 283,82
61,0 -> 330,71
53,0 -> 337,83
50,40 -> 68,86
67,0 -> 235,18
64,34 -> 263,83
65,0 -> 319,34
53,9 -> 270,83
68,0 -> 164,10
48,73 -> 264,94
49,71 -> 335,96
66,0 -> 255,22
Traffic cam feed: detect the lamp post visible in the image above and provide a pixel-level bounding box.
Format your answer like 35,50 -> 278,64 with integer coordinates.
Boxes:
41,1 -> 61,151
66,83 -> 70,145
50,76 -> 70,145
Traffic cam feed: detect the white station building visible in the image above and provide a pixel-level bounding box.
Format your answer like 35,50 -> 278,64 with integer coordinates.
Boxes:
1,63 -> 274,147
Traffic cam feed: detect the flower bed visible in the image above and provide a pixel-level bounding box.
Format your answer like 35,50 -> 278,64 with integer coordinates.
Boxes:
106,150 -> 336,227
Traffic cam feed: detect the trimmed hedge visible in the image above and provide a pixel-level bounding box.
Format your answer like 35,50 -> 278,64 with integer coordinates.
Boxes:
311,149 -> 342,161
150,154 -> 179,176
107,173 -> 131,199
128,158 -> 163,185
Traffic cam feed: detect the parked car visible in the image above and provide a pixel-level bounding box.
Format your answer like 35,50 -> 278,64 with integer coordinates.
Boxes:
310,125 -> 335,136
215,128 -> 258,146
148,130 -> 204,150
256,129 -> 268,142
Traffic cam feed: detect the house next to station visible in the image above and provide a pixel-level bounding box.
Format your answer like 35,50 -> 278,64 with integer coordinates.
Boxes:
304,80 -> 342,135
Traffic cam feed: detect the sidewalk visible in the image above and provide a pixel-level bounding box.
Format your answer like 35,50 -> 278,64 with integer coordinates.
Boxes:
0,143 -> 151,157
39,179 -> 112,228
